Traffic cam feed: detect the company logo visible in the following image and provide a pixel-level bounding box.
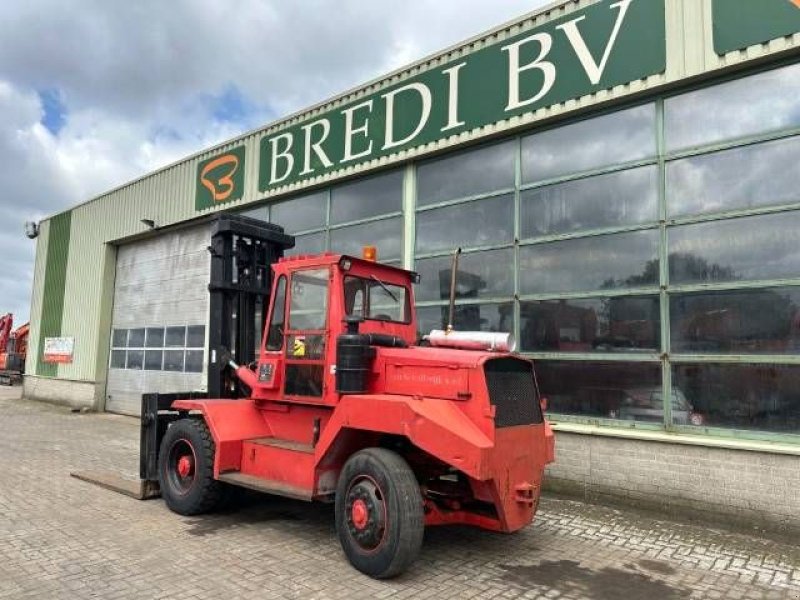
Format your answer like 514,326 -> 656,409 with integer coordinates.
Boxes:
200,154 -> 239,202
196,146 -> 246,210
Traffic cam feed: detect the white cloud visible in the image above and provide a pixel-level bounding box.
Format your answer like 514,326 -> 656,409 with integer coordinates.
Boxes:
0,0 -> 548,323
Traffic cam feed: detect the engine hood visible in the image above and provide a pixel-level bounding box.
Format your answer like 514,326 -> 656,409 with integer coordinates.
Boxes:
376,345 -> 519,369
374,345 -> 532,402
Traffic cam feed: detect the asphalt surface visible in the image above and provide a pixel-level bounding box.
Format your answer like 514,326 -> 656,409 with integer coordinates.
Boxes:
0,385 -> 798,599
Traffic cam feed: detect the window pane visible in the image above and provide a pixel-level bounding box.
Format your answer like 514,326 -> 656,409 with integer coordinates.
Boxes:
186,325 -> 205,348
145,328 -> 164,348
289,268 -> 329,331
185,350 -> 204,373
520,231 -> 659,295
416,195 -> 513,254
110,350 -> 126,369
285,364 -> 324,397
667,137 -> 800,218
671,287 -> 800,354
144,350 -> 163,371
669,212 -> 800,285
416,303 -> 514,338
288,232 -> 326,257
674,364 -> 800,433
112,329 -> 127,348
521,166 -> 658,238
126,350 -> 144,370
344,277 -> 410,323
165,326 -> 186,347
267,276 -> 287,351
520,296 -> 660,353
537,361 -> 662,421
417,141 -> 515,207
414,249 -> 514,302
666,63 -> 800,151
270,191 -> 327,233
331,170 -> 403,224
127,328 -> 145,348
163,350 -> 184,372
522,104 -> 656,183
330,217 -> 402,262
238,205 -> 268,222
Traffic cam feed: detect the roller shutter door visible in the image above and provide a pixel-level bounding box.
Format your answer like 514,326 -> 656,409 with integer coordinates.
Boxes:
105,224 -> 210,416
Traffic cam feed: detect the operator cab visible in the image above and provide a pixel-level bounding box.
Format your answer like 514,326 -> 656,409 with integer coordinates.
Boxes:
251,251 -> 418,404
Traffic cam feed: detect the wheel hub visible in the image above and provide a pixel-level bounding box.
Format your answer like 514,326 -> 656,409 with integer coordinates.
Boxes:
167,438 -> 197,495
345,477 -> 386,550
177,455 -> 193,478
351,499 -> 369,530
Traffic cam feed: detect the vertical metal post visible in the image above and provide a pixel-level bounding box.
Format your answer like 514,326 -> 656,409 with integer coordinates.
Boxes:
403,163 -> 416,271
514,135 -> 522,354
656,99 -> 673,429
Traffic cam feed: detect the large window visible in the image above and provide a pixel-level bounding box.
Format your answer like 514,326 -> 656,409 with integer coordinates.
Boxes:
415,142 -> 517,340
521,104 -> 656,183
520,166 -> 658,238
110,325 -> 205,373
664,62 -> 800,152
411,60 -> 800,439
519,231 -> 659,296
238,169 -> 403,263
520,296 -> 660,353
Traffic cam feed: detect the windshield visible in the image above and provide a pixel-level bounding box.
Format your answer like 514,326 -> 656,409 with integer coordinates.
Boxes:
344,276 -> 410,323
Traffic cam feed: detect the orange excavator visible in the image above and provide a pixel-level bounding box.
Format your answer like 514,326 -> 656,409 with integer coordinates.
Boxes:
0,313 -> 29,385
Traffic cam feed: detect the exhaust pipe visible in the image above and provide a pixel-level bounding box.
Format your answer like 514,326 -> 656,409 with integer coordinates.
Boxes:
447,247 -> 462,333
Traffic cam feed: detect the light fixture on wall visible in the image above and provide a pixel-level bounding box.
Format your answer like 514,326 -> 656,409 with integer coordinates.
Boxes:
24,221 -> 39,239
140,219 -> 156,230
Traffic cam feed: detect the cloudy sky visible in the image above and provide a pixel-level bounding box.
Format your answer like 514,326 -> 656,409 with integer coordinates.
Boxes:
0,0 -> 548,324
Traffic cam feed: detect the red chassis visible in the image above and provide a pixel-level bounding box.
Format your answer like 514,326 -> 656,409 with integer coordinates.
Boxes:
157,252 -> 554,578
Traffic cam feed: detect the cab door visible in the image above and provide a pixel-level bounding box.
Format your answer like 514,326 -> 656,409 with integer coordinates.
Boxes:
282,267 -> 331,402
255,274 -> 288,393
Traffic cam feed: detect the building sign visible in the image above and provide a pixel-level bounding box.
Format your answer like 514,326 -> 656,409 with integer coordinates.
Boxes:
257,0 -> 666,194
713,0 -> 800,55
43,337 -> 74,364
195,145 -> 246,210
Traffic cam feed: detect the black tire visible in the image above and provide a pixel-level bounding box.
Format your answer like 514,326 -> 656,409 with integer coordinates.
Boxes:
158,418 -> 224,516
335,448 -> 424,579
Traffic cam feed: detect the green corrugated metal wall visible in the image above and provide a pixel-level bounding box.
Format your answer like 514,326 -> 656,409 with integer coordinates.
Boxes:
35,211 -> 72,377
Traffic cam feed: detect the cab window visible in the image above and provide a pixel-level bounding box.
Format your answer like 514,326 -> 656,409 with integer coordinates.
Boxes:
265,276 -> 287,351
344,276 -> 410,323
285,268 -> 329,397
289,268 -> 329,331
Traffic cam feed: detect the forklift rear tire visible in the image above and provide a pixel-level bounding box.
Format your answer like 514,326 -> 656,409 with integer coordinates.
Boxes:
335,448 -> 424,579
158,418 -> 224,516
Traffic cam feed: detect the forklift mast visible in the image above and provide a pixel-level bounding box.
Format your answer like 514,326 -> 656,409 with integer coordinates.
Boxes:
206,215 -> 294,398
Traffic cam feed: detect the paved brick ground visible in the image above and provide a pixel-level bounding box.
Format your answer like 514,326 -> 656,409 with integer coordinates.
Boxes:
0,386 -> 798,600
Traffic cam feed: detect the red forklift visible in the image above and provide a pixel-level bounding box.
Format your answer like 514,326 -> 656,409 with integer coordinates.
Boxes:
139,215 -> 554,578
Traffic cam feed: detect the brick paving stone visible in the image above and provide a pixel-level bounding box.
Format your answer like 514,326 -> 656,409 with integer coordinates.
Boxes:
1,386 -> 799,600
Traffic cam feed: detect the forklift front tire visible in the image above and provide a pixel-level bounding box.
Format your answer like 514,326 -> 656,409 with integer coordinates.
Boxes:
158,418 -> 224,516
335,448 -> 424,579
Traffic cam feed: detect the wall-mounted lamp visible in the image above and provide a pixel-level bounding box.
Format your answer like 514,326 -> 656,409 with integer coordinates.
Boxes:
140,219 -> 156,230
24,221 -> 39,239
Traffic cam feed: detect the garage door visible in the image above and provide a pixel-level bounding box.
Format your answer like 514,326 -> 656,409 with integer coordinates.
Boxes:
105,224 -> 210,416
